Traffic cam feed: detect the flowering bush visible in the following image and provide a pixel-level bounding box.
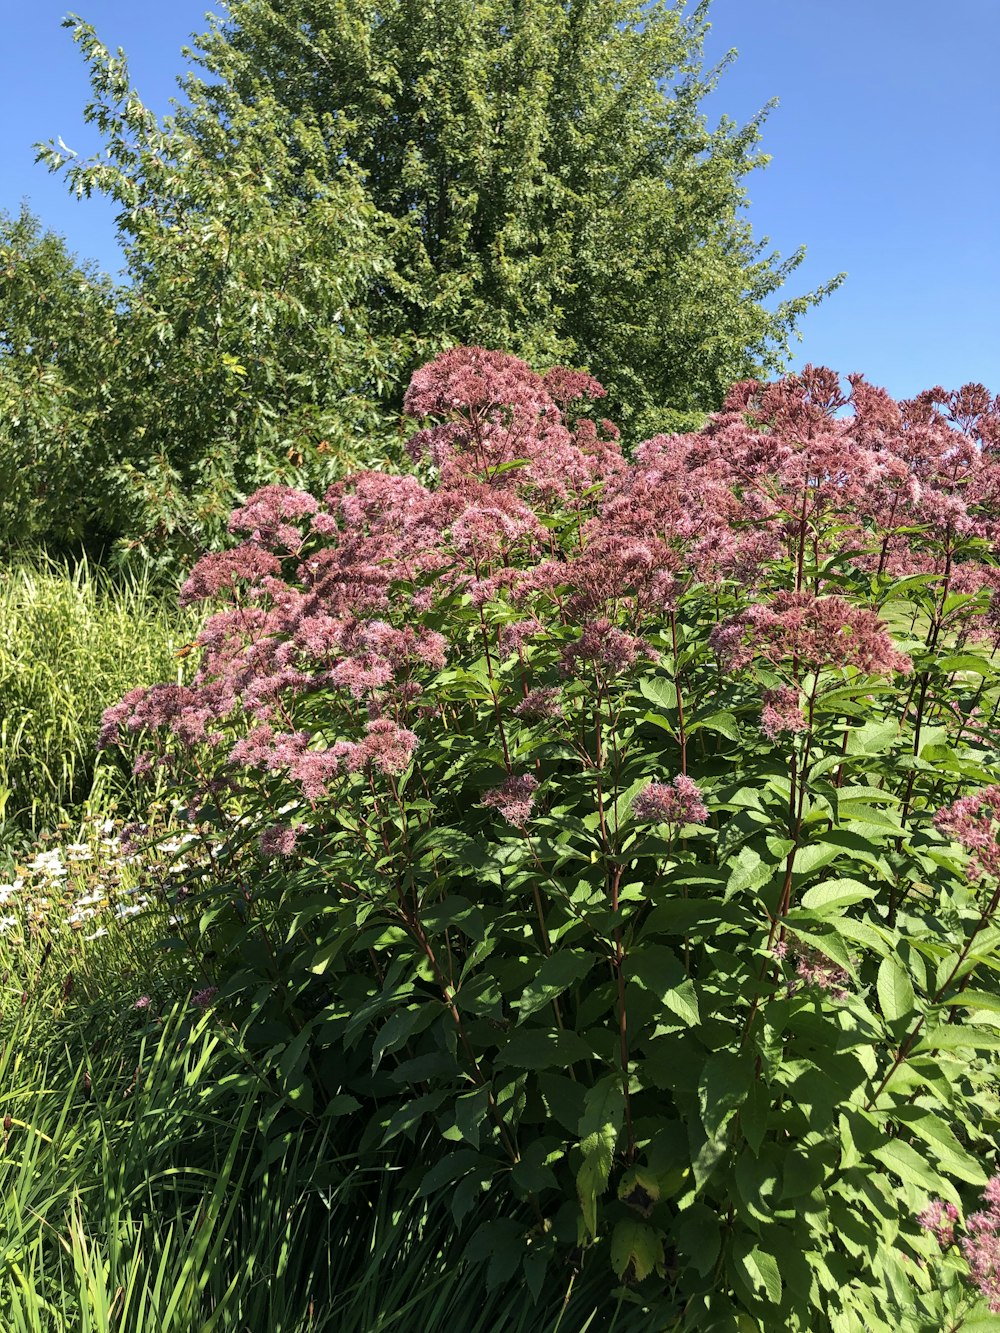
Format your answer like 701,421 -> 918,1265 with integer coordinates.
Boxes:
102,348 -> 1000,1329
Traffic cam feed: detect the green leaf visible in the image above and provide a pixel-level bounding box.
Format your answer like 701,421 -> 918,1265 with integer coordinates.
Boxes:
626,944 -> 701,1025
890,1107 -> 988,1186
517,951 -> 594,1021
741,1245 -> 783,1305
689,710 -> 740,742
610,1220 -> 665,1283
371,1004 -> 432,1072
495,1028 -> 593,1070
872,1139 -> 955,1199
800,878 -> 876,914
917,1026 -> 1000,1052
576,1076 -> 624,1238
940,990 -> 1000,1015
639,677 -> 677,710
699,1051 -> 753,1139
673,1201 -> 721,1277
877,956 -> 915,1023
845,719 -> 898,756
455,1087 -> 491,1149
726,846 -> 775,898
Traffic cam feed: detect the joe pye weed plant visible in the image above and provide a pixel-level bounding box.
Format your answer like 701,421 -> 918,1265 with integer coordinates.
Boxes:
102,349 -> 1000,1329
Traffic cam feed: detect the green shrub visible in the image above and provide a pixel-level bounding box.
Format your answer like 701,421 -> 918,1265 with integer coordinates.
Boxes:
103,350 -> 1000,1329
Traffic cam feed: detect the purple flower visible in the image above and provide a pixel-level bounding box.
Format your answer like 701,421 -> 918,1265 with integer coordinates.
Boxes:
760,687 -> 807,741
514,687 -> 563,721
482,774 -> 539,827
632,775 -> 708,826
191,987 -> 218,1011
918,1199 -> 958,1248
260,824 -> 298,858
961,1175 -> 1000,1312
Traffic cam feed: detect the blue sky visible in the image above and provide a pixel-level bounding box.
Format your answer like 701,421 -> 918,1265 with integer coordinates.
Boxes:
1,1 -> 997,401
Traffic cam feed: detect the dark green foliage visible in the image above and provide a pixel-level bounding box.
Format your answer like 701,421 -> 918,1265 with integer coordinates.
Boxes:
3,1 -> 838,559
0,208 -> 117,549
198,0 -> 836,429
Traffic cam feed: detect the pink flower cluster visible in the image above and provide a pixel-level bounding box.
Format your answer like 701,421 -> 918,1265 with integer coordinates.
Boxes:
934,787 -> 1000,881
632,776 -> 708,827
711,593 -> 912,678
918,1199 -> 958,1248
760,687 -> 807,741
482,774 -> 539,827
772,940 -> 850,1001
962,1177 -> 1000,1311
98,346 -> 998,824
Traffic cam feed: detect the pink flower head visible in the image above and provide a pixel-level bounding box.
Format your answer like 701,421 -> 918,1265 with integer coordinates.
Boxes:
357,719 -> 418,776
934,787 -> 1000,880
561,619 -> 653,676
712,594 -> 912,678
632,775 -> 708,826
961,1175 -> 1000,1312
774,942 -> 851,1001
760,687 -> 807,741
514,687 -> 563,721
191,987 -> 218,1011
260,824 -> 298,858
482,774 -> 539,826
918,1200 -> 958,1248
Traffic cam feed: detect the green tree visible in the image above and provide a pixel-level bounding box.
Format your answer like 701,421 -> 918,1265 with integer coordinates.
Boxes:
190,0 -> 839,432
19,1 -> 839,558
0,207 -> 116,549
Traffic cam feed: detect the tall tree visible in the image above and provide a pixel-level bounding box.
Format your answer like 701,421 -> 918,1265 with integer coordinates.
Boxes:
19,0 -> 839,558
0,207 -> 116,548
188,0 -> 838,431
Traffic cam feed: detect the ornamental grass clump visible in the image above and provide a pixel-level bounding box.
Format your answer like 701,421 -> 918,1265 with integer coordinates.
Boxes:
102,348 -> 1000,1330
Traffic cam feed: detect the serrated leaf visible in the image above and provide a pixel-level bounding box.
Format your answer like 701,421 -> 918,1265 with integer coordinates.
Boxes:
699,1050 -> 753,1139
495,1028 -> 593,1070
689,710 -> 740,742
800,878 -> 876,914
742,1246 -> 783,1304
639,677 -> 677,710
576,1076 -> 624,1238
626,944 -> 701,1025
890,1107 -> 988,1185
877,956 -> 915,1023
455,1086 -> 491,1149
610,1219 -> 665,1283
940,990 -> 1000,1015
673,1201 -> 721,1276
917,1026 -> 1000,1052
517,950 -> 594,1021
872,1139 -> 955,1199
726,846 -> 774,897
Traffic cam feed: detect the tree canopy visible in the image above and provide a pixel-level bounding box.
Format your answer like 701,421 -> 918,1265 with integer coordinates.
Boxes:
2,0 -> 839,559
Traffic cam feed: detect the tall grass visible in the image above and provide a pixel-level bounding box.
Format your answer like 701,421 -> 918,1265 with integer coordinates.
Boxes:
0,556 -> 196,845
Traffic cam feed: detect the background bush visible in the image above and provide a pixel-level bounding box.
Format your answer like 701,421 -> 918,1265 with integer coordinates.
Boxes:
102,349 -> 1000,1329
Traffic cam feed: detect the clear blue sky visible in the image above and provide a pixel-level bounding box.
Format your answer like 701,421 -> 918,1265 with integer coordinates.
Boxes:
1,1 -> 997,401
